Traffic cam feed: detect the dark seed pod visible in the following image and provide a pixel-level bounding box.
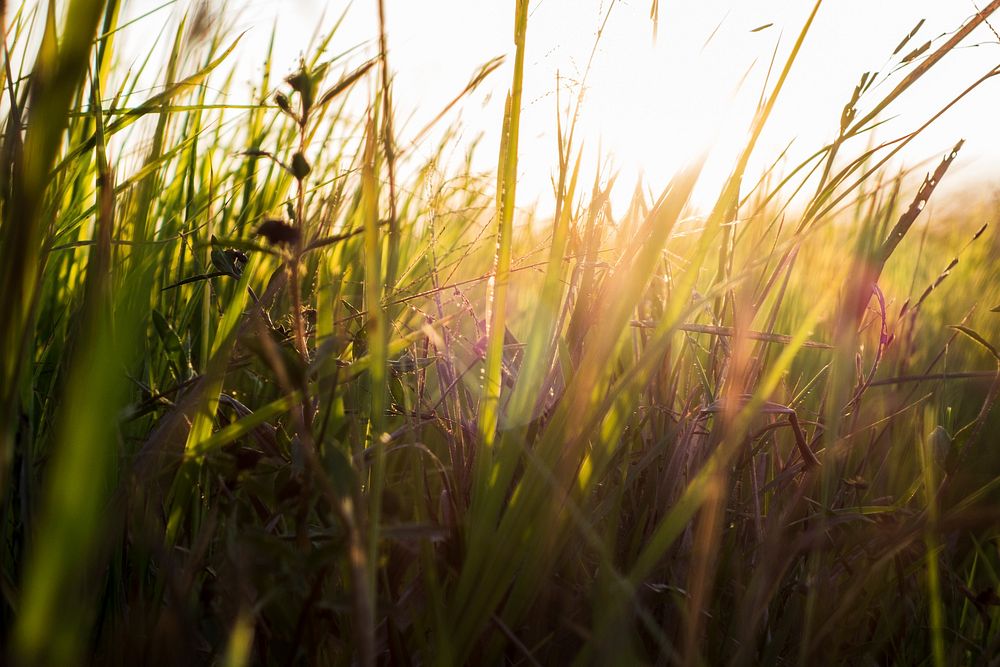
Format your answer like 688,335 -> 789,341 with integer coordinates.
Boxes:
285,69 -> 310,95
285,67 -> 314,114
256,218 -> 300,247
274,91 -> 292,114
290,152 -> 311,180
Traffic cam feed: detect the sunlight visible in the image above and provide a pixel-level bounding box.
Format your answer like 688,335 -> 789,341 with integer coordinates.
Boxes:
109,0 -> 1000,212
246,0 -> 1000,212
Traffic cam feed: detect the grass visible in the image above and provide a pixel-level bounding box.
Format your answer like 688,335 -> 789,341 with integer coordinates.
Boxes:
2,0 -> 1000,664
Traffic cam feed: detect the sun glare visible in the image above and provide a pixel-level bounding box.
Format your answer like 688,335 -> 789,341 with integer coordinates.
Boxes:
114,0 -> 1000,213
237,0 -> 1000,213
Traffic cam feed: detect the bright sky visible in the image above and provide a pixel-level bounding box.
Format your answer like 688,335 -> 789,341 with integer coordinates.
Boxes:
116,0 -> 1000,212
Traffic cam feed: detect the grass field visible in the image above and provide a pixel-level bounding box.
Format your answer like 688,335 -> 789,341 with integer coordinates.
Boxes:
2,0 -> 1000,664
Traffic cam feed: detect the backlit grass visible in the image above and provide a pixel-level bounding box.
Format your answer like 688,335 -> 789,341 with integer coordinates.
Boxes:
2,1 -> 1000,665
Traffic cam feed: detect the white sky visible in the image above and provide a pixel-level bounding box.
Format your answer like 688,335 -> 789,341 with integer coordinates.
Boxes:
113,0 -> 1000,212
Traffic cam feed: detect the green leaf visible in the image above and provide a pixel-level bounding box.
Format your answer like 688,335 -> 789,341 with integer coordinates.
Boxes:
211,248 -> 238,278
152,310 -> 183,352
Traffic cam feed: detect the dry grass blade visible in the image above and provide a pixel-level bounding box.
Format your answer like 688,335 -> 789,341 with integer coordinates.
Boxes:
632,320 -> 834,349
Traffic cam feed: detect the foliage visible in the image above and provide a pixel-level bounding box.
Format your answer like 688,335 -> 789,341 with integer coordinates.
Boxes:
1,1 -> 1000,665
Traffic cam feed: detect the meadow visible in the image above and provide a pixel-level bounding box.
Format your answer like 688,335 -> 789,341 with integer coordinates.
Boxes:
2,0 -> 1000,664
